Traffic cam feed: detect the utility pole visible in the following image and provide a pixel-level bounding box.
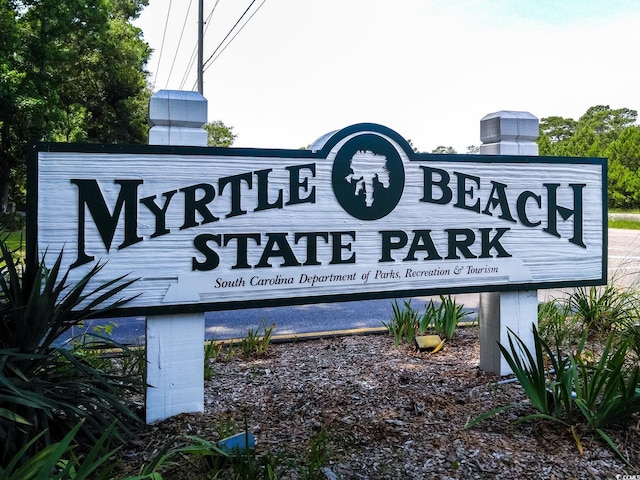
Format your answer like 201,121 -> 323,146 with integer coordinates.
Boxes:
197,0 -> 204,94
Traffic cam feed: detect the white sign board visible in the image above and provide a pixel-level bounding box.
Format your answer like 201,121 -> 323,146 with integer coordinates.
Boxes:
29,124 -> 606,316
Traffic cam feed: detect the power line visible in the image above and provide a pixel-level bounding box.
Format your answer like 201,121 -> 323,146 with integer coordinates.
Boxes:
176,0 -> 268,91
178,0 -> 221,90
202,0 -> 258,70
202,0 -> 267,73
165,0 -> 194,89
153,0 -> 173,89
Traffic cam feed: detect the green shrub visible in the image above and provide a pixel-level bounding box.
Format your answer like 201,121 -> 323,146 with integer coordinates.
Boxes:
0,213 -> 25,232
573,332 -> 640,429
383,299 -> 420,346
432,295 -> 472,340
130,425 -> 333,479
296,428 -> 331,480
618,316 -> 640,361
418,299 -> 438,334
203,341 -> 221,381
0,421 -> 122,480
497,325 -> 565,418
537,300 -> 581,348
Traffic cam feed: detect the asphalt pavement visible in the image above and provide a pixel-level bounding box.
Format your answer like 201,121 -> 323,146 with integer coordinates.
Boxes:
62,295 -> 475,346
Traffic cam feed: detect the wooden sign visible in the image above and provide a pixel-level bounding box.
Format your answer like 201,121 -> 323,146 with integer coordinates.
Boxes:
29,123 -> 606,316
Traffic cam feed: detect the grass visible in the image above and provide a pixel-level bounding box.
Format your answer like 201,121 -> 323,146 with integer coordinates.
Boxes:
609,219 -> 640,230
609,208 -> 640,214
609,209 -> 640,230
2,230 -> 25,251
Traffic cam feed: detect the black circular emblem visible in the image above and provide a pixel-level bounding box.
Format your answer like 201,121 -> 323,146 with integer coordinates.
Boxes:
332,134 -> 405,220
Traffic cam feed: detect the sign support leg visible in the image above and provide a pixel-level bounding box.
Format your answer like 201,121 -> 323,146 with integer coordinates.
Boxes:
145,90 -> 208,423
478,111 -> 540,376
146,313 -> 205,423
479,291 -> 538,376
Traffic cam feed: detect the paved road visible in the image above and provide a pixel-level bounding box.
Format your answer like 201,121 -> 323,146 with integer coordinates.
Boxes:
67,296 -> 434,346
605,228 -> 640,287
62,228 -> 640,346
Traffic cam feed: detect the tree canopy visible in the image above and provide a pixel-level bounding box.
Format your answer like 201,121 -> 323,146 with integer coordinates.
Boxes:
204,120 -> 237,147
431,146 -> 457,154
537,105 -> 640,209
0,0 -> 151,211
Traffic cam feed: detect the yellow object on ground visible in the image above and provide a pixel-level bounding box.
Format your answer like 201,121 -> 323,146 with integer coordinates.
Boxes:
431,338 -> 446,353
415,335 -> 444,352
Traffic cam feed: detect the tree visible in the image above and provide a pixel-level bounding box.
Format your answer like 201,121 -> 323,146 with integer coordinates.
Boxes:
466,145 -> 479,154
606,126 -> 640,208
538,106 -> 637,158
580,105 -> 636,137
0,0 -> 151,211
537,106 -> 640,209
431,146 -> 457,154
204,120 -> 237,147
570,106 -> 636,158
0,0 -> 28,212
403,138 -> 419,153
537,116 -> 578,155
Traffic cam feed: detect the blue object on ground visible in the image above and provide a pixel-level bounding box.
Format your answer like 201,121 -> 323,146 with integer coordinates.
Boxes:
217,431 -> 256,455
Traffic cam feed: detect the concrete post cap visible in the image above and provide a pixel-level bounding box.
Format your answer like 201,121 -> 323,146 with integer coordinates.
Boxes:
149,90 -> 208,128
480,110 -> 538,144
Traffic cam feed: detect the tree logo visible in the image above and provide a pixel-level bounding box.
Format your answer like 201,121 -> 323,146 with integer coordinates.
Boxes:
332,134 -> 405,220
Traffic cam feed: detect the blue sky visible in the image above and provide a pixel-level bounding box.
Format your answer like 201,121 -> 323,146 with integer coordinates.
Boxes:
494,0 -> 640,24
135,1 -> 640,152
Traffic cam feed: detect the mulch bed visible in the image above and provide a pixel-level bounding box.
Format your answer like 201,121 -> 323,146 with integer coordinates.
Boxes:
121,327 -> 639,479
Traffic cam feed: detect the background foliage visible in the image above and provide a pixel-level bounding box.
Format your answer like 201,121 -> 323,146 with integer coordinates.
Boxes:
0,0 -> 238,214
0,0 -> 154,212
537,105 -> 640,208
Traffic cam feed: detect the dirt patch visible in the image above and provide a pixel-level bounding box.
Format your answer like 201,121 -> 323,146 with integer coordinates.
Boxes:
122,327 -> 639,479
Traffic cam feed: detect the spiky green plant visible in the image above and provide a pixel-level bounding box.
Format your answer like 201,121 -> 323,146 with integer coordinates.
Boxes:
568,284 -> 636,336
384,299 -> 419,346
467,324 -> 639,465
432,295 -> 471,340
418,299 -> 438,334
0,239 -> 141,467
239,321 -> 275,358
573,333 -> 640,429
0,421 -> 122,480
498,325 -> 560,417
386,296 -> 471,346
537,300 -> 580,348
617,314 -> 640,362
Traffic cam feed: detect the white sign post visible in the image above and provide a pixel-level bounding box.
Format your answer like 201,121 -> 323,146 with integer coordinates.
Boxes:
478,111 -> 540,376
146,90 -> 207,423
29,111 -> 607,422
